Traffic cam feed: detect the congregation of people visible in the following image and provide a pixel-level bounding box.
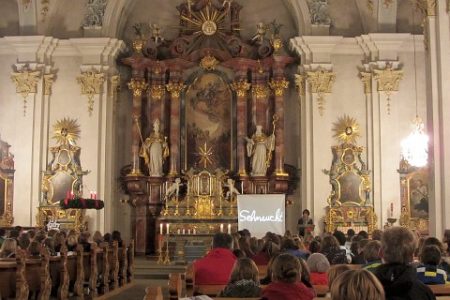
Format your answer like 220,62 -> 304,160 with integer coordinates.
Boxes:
0,226 -> 124,259
192,227 -> 450,300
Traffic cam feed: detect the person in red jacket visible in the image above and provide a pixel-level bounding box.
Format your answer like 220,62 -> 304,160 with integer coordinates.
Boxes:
261,253 -> 315,300
194,232 -> 237,285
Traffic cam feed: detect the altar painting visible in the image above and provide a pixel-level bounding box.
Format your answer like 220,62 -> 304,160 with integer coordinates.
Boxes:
185,73 -> 232,170
408,171 -> 429,219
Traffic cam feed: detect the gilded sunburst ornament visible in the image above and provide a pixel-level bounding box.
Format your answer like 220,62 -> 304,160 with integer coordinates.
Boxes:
332,115 -> 360,144
52,118 -> 80,146
197,142 -> 214,169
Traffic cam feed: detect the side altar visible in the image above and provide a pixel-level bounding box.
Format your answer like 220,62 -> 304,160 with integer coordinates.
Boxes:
120,0 -> 296,255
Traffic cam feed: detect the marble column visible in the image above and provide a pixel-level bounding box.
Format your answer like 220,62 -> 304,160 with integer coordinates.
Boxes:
269,77 -> 289,176
127,77 -> 148,176
231,78 -> 251,177
166,81 -> 185,176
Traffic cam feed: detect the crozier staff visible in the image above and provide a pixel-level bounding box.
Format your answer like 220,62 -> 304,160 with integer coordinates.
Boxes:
298,209 -> 313,237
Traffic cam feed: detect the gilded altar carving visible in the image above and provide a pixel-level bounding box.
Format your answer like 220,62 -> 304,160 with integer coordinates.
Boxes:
398,158 -> 429,235
166,82 -> 186,98
200,55 -> 219,71
324,115 -> 376,233
231,80 -> 251,97
77,71 -> 105,115
11,67 -> 41,115
150,85 -> 165,100
306,68 -> 336,116
128,78 -> 148,97
39,118 -> 89,231
269,78 -> 289,97
0,137 -> 14,226
415,0 -> 436,17
252,84 -> 270,99
373,63 -> 403,114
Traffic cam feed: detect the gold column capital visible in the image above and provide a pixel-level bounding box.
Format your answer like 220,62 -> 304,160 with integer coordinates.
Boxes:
77,71 -> 106,115
43,74 -> 55,96
372,63 -> 403,94
294,74 -> 305,96
150,84 -> 165,100
306,68 -> 336,116
127,78 -> 148,97
231,80 -> 251,97
11,68 -> 41,99
166,82 -> 186,98
415,0 -> 436,16
252,84 -> 270,99
269,78 -> 289,96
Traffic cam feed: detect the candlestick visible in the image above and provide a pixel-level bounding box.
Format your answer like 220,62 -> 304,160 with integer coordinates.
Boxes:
220,224 -> 224,233
227,224 -> 231,234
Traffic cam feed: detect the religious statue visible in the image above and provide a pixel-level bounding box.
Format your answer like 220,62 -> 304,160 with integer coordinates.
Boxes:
245,125 -> 275,176
165,178 -> 182,200
252,22 -> 268,44
150,23 -> 164,45
225,178 -> 240,200
139,119 -> 169,177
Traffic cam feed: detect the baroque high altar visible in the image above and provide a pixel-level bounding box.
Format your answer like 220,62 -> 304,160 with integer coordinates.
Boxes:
120,0 -> 295,254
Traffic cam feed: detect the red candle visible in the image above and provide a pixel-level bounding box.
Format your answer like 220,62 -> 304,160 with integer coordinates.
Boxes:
93,192 -> 97,200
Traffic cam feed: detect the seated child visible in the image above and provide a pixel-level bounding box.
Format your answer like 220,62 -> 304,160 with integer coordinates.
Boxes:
219,257 -> 261,298
363,240 -> 382,273
416,245 -> 448,285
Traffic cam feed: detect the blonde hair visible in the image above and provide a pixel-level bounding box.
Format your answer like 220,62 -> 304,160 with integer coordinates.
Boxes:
327,264 -> 351,289
330,269 -> 385,300
93,231 -> 103,244
229,257 -> 259,283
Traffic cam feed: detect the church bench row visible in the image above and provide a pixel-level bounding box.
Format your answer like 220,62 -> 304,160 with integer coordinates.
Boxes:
0,239 -> 134,299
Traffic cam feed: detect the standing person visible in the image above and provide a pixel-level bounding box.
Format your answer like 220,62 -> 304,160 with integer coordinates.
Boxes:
194,233 -> 236,285
374,226 -> 435,300
261,253 -> 315,300
298,209 -> 314,237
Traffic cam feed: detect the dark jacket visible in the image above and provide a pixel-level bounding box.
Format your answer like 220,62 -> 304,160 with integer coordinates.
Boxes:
219,279 -> 261,298
322,248 -> 347,265
375,263 -> 436,300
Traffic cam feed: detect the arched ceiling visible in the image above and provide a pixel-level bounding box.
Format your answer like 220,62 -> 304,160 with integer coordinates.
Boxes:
0,0 -> 423,40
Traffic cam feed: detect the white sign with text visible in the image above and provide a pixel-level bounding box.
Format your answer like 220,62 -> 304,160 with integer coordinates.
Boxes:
237,194 -> 285,238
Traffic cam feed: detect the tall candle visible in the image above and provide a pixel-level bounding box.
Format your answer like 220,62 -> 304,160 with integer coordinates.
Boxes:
220,223 -> 224,233
160,223 -> 163,234
241,181 -> 244,194
227,224 -> 231,234
166,223 -> 170,235
93,191 -> 97,200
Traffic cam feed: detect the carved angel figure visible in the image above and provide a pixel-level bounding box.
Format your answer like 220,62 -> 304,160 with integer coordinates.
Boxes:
252,22 -> 268,44
225,178 -> 240,200
165,178 -> 182,200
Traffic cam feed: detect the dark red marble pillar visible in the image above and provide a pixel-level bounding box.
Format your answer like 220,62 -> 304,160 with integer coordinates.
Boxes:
166,80 -> 185,176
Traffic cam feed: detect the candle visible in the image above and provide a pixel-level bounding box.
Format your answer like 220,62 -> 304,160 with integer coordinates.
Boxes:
177,229 -> 181,234
241,181 -> 244,194
182,228 -> 185,235
90,191 -> 93,199
93,192 -> 97,200
188,229 -> 191,234
193,228 -> 196,234
220,224 -> 224,233
227,224 -> 231,234
160,223 -> 163,234
166,223 -> 170,235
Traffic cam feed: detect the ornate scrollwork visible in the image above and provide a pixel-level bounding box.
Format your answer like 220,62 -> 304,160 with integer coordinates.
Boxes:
200,54 -> 219,71
306,68 -> 336,116
77,71 -> 105,115
359,71 -> 372,94
231,80 -> 251,97
252,84 -> 270,99
11,68 -> 41,115
269,78 -> 289,97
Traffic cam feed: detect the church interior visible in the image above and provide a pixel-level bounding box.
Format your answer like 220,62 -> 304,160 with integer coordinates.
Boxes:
1,0 -> 450,299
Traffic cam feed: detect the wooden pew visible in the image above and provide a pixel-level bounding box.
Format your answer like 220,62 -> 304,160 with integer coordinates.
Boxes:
127,239 -> 135,283
83,243 -> 98,298
118,245 -> 128,286
49,244 -> 70,300
429,284 -> 450,296
97,242 -> 110,295
143,286 -> 163,300
108,241 -> 119,290
25,247 -> 52,300
0,251 -> 29,300
169,272 -> 184,300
